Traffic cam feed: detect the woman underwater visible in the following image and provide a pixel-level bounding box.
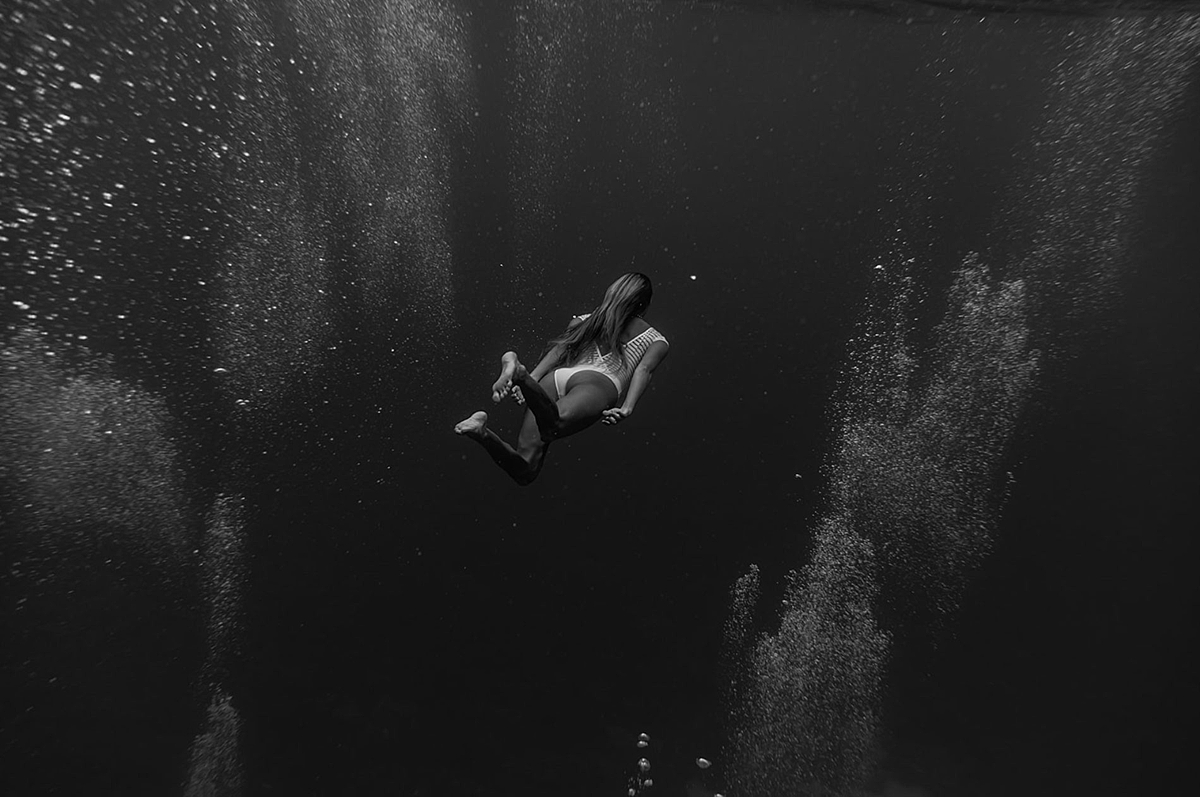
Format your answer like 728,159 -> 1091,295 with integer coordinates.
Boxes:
455,272 -> 670,485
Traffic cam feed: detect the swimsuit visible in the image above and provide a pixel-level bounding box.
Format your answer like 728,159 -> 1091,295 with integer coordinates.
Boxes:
552,313 -> 669,399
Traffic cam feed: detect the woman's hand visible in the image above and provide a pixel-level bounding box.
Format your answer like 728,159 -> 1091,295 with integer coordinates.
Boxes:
601,407 -> 632,426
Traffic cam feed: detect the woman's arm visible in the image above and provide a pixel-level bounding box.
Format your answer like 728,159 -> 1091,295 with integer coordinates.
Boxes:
529,345 -> 564,381
528,315 -> 585,381
612,340 -> 669,416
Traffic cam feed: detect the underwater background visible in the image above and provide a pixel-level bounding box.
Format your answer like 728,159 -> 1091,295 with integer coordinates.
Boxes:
2,1 -> 1198,795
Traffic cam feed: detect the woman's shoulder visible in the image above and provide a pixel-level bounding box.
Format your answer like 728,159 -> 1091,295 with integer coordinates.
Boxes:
639,319 -> 668,347
622,317 -> 650,340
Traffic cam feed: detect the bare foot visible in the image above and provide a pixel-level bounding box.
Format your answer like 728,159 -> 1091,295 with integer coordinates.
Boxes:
454,411 -> 489,440
491,351 -> 528,403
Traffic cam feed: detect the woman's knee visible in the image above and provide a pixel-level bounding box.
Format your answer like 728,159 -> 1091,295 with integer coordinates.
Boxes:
553,405 -> 584,434
553,405 -> 600,437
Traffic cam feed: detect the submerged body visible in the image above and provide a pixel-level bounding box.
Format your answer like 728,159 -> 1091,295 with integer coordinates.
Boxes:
455,273 -> 670,485
551,312 -> 669,399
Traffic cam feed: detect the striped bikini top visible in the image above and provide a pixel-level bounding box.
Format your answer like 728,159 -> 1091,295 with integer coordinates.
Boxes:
574,313 -> 669,391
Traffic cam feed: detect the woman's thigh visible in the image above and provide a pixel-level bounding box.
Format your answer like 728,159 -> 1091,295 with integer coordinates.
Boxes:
556,372 -> 618,436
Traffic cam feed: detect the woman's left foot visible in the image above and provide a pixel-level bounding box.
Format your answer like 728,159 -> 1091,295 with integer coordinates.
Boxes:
492,351 -> 528,403
454,411 -> 489,440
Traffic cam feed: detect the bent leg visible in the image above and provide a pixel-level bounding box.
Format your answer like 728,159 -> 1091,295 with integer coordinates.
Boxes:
513,407 -> 549,483
455,410 -> 542,486
514,368 -> 562,439
507,373 -> 559,481
479,424 -> 541,486
457,371 -> 613,484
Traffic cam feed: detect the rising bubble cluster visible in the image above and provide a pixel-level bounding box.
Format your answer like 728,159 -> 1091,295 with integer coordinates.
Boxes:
197,493 -> 247,686
724,256 -> 1037,794
0,328 -> 189,562
836,256 -> 1039,630
723,522 -> 889,794
723,15 -> 1198,795
183,689 -> 244,797
1004,15 -> 1200,336
1,2 -> 230,376
183,493 -> 248,796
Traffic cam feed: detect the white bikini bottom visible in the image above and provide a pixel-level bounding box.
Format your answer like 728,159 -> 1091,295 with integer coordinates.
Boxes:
552,364 -> 622,399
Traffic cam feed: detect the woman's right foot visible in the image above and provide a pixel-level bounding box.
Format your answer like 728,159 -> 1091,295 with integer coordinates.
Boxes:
454,411 -> 489,440
492,351 -> 526,403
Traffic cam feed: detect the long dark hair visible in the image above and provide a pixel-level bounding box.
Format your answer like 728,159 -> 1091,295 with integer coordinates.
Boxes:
549,272 -> 653,368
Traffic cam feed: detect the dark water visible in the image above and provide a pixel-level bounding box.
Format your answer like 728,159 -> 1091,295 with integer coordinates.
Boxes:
2,2 -> 1198,796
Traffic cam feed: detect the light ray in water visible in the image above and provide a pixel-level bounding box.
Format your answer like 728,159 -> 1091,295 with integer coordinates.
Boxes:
285,0 -> 476,335
507,1 -> 681,287
212,1 -> 336,422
